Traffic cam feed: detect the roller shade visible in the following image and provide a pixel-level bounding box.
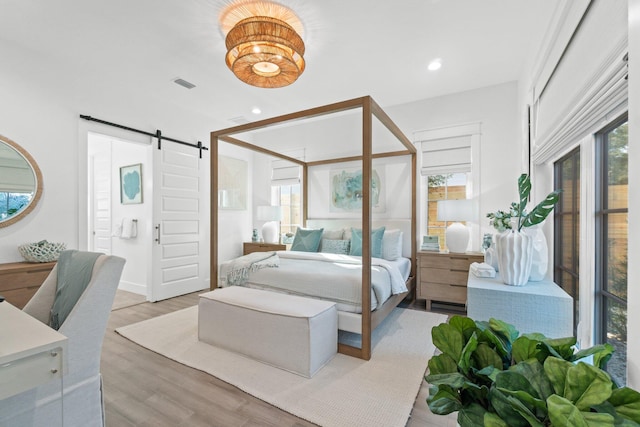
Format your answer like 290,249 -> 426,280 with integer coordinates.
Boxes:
271,149 -> 304,185
420,135 -> 472,175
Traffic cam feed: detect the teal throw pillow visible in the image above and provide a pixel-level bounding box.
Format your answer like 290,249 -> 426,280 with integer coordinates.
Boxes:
290,228 -> 324,252
349,226 -> 386,258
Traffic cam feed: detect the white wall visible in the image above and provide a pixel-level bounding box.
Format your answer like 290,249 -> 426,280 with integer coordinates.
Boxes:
387,82 -> 522,245
0,39 -> 249,291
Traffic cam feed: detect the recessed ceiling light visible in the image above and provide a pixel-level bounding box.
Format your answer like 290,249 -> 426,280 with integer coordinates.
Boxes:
251,107 -> 262,115
428,59 -> 442,71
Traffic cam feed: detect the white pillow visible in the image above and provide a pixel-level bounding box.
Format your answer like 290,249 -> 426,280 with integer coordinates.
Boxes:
382,229 -> 403,260
322,228 -> 344,240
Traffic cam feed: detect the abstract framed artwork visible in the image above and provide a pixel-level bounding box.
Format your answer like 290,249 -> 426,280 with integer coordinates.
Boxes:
329,166 -> 385,213
218,155 -> 248,210
120,163 -> 143,204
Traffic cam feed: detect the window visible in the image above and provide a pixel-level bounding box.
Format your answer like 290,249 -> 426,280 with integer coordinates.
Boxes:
425,173 -> 469,251
271,183 -> 301,236
0,192 -> 32,220
553,148 -> 580,335
595,115 -> 627,386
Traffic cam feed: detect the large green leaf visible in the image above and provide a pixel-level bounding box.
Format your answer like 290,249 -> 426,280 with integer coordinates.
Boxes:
459,332 -> 479,374
544,337 -> 578,360
513,336 -> 542,364
497,387 -> 547,413
582,412 -> 616,426
511,359 -> 554,401
473,343 -> 504,372
489,387 -> 530,427
521,189 -> 561,229
490,318 -> 520,344
544,357 -> 574,396
506,394 -> 545,427
495,370 -> 540,400
484,411 -> 509,427
424,372 -> 467,389
478,327 -> 511,359
432,323 -> 464,361
547,394 -> 589,427
572,343 -> 614,368
426,384 -> 462,415
457,403 -> 489,427
450,315 -> 478,341
428,353 -> 458,375
517,174 -> 531,225
565,362 -> 613,410
609,387 -> 640,423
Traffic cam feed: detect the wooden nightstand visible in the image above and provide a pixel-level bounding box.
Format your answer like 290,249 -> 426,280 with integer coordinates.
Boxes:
243,242 -> 286,255
416,251 -> 483,311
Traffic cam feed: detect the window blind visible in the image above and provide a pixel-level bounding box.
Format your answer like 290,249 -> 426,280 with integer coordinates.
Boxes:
271,149 -> 304,185
420,135 -> 472,175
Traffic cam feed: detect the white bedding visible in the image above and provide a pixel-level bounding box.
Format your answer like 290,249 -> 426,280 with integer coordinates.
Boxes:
220,250 -> 410,313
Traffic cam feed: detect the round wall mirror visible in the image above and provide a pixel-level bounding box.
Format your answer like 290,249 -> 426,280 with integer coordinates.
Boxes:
0,134 -> 43,228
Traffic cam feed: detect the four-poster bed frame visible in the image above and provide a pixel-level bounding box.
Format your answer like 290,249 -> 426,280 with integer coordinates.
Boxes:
210,96 -> 417,360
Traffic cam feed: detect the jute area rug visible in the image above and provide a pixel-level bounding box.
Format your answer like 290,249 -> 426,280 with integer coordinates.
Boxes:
116,306 -> 447,427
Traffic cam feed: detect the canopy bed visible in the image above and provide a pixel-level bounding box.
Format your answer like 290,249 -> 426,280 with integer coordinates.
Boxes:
210,96 -> 417,360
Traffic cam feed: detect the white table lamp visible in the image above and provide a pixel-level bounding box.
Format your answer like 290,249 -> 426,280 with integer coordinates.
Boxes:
437,199 -> 474,253
257,205 -> 282,244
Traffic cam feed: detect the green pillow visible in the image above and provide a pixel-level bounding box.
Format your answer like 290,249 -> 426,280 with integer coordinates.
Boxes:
349,226 -> 386,258
290,228 -> 324,252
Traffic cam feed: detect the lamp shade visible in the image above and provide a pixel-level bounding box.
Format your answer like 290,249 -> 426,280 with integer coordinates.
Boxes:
257,205 -> 282,221
437,199 -> 474,222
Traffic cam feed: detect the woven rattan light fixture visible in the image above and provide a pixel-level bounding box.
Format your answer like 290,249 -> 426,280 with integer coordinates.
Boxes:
221,1 -> 305,88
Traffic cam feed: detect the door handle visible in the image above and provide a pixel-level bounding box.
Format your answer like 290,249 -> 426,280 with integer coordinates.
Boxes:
155,224 -> 161,245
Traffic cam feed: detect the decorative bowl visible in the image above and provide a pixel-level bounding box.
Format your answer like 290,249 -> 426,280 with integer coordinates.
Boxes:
18,240 -> 66,263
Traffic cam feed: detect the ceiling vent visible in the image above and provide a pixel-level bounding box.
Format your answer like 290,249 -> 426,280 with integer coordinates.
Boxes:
228,116 -> 249,125
173,78 -> 196,89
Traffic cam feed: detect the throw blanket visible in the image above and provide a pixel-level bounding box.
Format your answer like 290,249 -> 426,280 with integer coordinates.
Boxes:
50,250 -> 102,330
221,251 -> 280,286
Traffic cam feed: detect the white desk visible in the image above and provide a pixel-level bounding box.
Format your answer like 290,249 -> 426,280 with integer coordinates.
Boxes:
467,273 -> 573,338
0,301 -> 68,400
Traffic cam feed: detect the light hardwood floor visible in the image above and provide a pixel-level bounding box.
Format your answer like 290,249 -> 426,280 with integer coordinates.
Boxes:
102,293 -> 457,426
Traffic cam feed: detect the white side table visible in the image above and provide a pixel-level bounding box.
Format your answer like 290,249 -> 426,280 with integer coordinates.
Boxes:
0,301 -> 68,399
467,273 -> 573,338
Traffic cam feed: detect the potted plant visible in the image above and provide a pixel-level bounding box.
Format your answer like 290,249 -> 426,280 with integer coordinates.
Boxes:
487,174 -> 561,286
426,316 -> 640,426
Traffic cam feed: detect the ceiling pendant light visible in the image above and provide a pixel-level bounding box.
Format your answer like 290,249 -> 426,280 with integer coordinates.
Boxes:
225,15 -> 305,88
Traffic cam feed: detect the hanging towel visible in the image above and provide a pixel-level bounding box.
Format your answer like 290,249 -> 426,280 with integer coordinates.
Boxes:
120,217 -> 137,239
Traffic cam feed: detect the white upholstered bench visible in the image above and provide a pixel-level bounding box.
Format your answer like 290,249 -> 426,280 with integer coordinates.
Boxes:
198,287 -> 337,378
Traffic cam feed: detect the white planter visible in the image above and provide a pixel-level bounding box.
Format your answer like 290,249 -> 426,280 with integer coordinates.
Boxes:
496,230 -> 533,286
524,225 -> 548,281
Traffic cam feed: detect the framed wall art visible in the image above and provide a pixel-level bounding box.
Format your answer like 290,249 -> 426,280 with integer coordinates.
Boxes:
218,155 -> 248,210
120,163 -> 143,204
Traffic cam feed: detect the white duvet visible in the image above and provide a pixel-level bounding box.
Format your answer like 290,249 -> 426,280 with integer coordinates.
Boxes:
221,250 -> 408,313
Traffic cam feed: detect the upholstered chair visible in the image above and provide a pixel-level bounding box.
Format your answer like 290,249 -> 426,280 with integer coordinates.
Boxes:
0,253 -> 125,427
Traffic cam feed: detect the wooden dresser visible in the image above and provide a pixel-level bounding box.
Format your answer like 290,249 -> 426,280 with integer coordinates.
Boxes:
416,251 -> 483,311
0,261 -> 56,309
243,242 -> 286,255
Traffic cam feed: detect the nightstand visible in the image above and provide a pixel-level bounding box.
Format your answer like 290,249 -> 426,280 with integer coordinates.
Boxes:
243,242 -> 286,255
416,251 -> 484,310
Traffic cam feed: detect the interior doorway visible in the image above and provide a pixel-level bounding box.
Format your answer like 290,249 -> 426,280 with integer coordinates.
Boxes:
88,132 -> 153,300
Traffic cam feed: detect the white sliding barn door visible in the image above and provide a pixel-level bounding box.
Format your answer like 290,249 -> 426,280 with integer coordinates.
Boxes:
151,140 -> 206,301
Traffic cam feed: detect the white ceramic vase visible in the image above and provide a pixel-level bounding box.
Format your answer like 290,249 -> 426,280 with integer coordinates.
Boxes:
524,225 -> 548,281
495,230 -> 533,286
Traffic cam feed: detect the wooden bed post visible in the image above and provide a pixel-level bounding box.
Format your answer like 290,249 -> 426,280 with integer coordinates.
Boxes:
211,134 -> 219,290
302,164 -> 308,228
360,96 -> 373,361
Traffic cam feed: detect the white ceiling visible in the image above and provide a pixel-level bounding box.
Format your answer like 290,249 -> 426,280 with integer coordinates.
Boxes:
0,0 -> 559,128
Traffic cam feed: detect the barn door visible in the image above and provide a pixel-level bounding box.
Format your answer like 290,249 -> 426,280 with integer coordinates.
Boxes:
150,139 -> 207,301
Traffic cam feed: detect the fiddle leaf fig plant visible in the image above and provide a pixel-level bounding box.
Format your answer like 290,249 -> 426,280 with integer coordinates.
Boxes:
487,174 -> 562,232
426,316 -> 640,427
